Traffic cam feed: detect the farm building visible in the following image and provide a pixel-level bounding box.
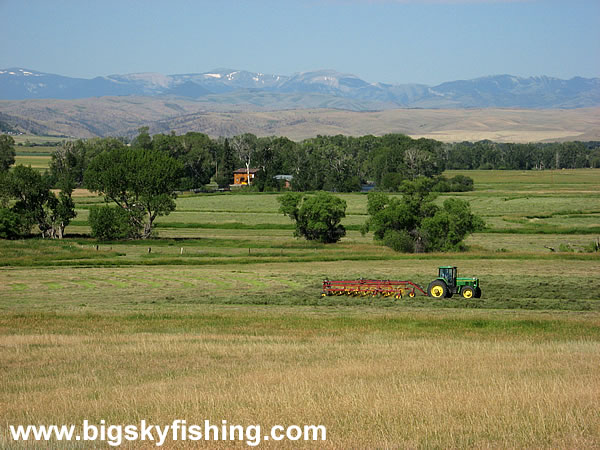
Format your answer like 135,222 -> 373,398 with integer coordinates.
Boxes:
233,168 -> 259,185
274,174 -> 293,189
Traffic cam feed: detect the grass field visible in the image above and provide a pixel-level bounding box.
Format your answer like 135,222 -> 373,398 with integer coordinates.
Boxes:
12,135 -> 57,171
13,155 -> 51,171
1,169 -> 599,448
2,308 -> 599,448
11,134 -> 70,145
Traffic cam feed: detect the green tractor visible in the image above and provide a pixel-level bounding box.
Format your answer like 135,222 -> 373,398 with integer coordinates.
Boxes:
427,266 -> 481,299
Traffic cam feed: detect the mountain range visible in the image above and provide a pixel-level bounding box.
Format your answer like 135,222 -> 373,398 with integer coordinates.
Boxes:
1,68 -> 599,109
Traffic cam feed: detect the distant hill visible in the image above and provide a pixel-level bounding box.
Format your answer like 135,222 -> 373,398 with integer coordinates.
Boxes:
1,67 -> 598,109
1,96 -> 599,143
2,67 -> 599,141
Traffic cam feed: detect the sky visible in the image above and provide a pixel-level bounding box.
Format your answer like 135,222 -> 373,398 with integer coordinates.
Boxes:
0,0 -> 598,85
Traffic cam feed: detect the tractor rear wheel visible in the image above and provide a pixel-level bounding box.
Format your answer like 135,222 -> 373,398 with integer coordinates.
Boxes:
474,287 -> 482,298
461,286 -> 474,299
427,280 -> 447,298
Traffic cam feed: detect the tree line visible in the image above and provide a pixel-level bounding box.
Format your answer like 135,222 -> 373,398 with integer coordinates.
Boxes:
44,131 -> 475,193
443,140 -> 600,170
6,130 -> 598,196
78,132 -> 600,191
1,129 -> 599,242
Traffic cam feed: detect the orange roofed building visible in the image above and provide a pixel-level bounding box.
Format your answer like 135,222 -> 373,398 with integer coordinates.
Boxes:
233,168 -> 259,185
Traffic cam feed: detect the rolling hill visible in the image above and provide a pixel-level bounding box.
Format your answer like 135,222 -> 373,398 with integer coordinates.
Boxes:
1,96 -> 599,143
1,67 -> 599,142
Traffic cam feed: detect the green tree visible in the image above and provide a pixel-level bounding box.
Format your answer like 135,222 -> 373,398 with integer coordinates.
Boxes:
149,132 -> 215,189
88,205 -> 135,241
215,138 -> 236,188
292,137 -> 363,192
289,142 -> 324,191
421,198 -> 484,252
49,140 -> 85,187
382,229 -> 415,253
84,146 -> 182,238
3,165 -> 76,238
0,135 -> 16,172
252,136 -> 297,191
379,172 -> 405,191
151,132 -> 184,158
361,190 -> 426,250
131,126 -> 153,150
362,178 -> 482,253
403,140 -> 445,179
178,132 -> 214,189
278,191 -> 346,243
0,207 -> 28,239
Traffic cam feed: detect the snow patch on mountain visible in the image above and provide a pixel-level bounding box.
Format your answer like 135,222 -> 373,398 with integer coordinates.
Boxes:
1,67 -> 598,108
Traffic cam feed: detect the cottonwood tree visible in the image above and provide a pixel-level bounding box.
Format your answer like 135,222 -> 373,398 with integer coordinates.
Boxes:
3,165 -> 76,238
362,178 -> 483,252
215,137 -> 236,188
0,135 -> 16,172
420,198 -> 484,252
49,140 -> 87,187
178,132 -> 214,189
84,146 -> 182,238
279,191 -> 347,243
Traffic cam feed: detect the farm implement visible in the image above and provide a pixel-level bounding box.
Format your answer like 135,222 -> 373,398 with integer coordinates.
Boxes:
322,266 -> 481,299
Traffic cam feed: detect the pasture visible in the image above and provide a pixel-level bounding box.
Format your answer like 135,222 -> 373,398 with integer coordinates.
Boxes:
1,169 -> 599,448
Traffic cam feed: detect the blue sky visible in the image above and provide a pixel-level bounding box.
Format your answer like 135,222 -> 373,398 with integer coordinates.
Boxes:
1,0 -> 598,85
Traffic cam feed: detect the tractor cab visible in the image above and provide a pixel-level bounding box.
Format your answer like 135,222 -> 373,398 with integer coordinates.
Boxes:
428,266 -> 481,299
438,266 -> 457,287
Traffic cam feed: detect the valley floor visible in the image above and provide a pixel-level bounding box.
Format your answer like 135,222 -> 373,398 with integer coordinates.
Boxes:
1,169 -> 599,448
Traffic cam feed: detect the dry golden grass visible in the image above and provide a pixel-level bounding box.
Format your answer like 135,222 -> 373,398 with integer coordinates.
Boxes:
1,309 -> 599,448
2,96 -> 599,141
156,107 -> 600,143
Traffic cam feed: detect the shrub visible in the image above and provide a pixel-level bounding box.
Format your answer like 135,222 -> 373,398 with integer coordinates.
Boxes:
383,229 -> 415,252
0,208 -> 28,239
89,205 -> 135,241
432,175 -> 474,192
449,174 -> 474,191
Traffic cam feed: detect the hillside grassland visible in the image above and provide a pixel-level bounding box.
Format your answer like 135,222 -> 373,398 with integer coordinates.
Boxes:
1,169 -> 599,448
2,101 -> 600,141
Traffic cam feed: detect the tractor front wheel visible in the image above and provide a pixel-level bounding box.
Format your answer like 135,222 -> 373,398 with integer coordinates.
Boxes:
427,280 -> 447,298
461,286 -> 474,299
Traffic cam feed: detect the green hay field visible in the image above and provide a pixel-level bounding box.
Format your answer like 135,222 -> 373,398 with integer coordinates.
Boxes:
13,155 -> 51,171
1,169 -> 599,448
